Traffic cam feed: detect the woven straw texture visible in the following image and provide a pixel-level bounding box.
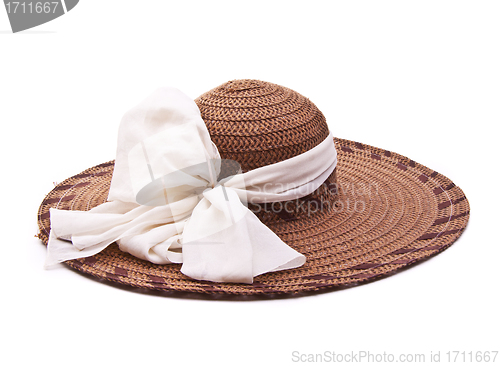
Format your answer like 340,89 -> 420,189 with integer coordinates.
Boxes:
37,80 -> 470,298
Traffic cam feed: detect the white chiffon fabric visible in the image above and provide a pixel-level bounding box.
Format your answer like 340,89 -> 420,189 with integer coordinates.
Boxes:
46,87 -> 337,284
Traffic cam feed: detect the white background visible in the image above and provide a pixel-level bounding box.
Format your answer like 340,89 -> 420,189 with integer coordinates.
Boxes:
1,1 -> 498,365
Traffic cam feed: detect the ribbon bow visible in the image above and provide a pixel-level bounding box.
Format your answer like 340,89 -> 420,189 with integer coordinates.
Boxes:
46,88 -> 337,283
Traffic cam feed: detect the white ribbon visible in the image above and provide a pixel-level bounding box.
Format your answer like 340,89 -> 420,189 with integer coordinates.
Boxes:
46,87 -> 337,284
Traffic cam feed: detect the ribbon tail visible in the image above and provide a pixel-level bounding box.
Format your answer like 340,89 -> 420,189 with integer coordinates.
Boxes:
45,204 -> 143,267
180,186 -> 305,284
244,210 -> 306,277
45,229 -> 113,268
45,200 -> 193,267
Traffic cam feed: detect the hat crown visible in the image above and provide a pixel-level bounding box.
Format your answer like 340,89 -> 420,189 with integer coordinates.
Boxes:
195,79 -> 330,172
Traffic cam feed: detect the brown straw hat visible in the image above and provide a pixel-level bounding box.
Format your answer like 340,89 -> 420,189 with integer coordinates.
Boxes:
37,79 -> 470,298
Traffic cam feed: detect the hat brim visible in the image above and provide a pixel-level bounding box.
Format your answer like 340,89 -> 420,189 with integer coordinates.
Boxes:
37,137 -> 469,299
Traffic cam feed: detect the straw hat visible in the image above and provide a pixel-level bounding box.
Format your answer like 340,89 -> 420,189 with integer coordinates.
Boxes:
37,79 -> 470,298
